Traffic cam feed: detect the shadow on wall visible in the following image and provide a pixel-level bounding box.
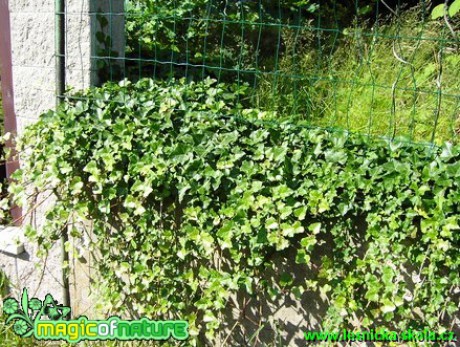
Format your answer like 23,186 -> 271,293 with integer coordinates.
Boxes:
213,214 -> 459,347
215,217 -> 362,346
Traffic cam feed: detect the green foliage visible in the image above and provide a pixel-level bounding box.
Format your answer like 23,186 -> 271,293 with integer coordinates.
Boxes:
0,137 -> 11,225
256,7 -> 460,144
124,0 -> 372,81
0,321 -> 36,347
94,12 -> 123,85
125,2 -> 460,144
125,0 -> 275,81
432,0 -> 460,19
9,78 -> 460,345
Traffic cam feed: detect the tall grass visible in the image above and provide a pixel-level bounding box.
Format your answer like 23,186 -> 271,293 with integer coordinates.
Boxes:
255,8 -> 460,144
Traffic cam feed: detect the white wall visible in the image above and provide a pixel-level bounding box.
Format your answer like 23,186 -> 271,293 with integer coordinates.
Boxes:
0,0 -> 124,315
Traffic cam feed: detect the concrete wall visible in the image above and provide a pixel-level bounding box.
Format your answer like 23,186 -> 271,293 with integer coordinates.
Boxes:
0,0 -> 124,315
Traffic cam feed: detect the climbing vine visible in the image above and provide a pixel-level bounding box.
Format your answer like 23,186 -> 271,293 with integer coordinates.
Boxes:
5,78 -> 459,345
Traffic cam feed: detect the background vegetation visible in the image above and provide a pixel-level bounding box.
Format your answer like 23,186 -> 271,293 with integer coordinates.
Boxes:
123,0 -> 460,144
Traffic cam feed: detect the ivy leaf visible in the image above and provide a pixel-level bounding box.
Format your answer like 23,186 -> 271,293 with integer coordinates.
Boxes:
279,273 -> 293,287
265,218 -> 279,230
281,222 -> 304,237
308,222 -> 321,234
203,311 -> 217,323
431,4 -> 447,19
381,300 -> 396,313
448,0 -> 460,17
295,250 -> 310,264
365,288 -> 379,302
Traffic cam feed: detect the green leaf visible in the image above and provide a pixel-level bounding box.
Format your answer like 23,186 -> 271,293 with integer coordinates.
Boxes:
294,206 -> 308,220
279,273 -> 293,287
295,250 -> 310,264
365,288 -> 379,302
265,218 -> 279,230
381,300 -> 396,313
21,289 -> 30,319
97,15 -> 109,28
96,31 -> 106,44
449,0 -> 460,16
281,222 -> 304,237
432,4 -> 447,19
308,222 -> 321,234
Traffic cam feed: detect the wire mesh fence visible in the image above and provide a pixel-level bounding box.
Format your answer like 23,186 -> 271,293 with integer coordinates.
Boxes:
85,0 -> 460,145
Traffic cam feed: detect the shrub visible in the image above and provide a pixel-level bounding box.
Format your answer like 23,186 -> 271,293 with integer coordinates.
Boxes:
9,78 -> 459,345
124,0 -> 358,82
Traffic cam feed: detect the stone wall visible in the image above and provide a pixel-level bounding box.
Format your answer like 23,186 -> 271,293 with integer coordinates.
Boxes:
0,0 -> 124,315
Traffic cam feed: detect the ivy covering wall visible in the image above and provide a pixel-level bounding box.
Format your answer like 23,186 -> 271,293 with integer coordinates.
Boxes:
7,78 -> 460,345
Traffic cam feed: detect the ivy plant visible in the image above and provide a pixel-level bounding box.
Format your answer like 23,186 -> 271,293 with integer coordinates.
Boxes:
6,78 -> 459,345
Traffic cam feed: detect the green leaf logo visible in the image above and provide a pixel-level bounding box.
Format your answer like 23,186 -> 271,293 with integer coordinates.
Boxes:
2,288 -> 71,338
2,298 -> 19,315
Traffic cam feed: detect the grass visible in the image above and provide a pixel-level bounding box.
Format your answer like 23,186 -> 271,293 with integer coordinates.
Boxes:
122,3 -> 459,144
255,8 -> 460,145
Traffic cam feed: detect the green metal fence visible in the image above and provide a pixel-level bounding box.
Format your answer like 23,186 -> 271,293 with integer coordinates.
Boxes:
91,0 -> 459,145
